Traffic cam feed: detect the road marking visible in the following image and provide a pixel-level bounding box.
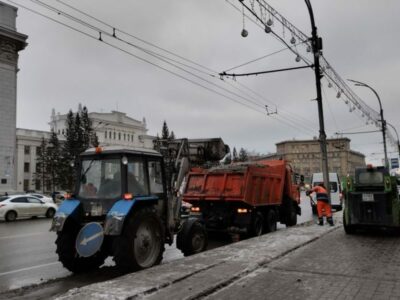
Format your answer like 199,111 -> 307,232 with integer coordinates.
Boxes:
0,261 -> 60,277
0,232 -> 50,240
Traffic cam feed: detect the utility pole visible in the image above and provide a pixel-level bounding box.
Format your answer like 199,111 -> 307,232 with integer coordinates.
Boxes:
348,79 -> 389,168
305,0 -> 330,200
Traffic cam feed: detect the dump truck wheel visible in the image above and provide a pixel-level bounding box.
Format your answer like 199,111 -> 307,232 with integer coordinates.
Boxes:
56,229 -> 106,273
343,211 -> 355,234
177,219 -> 208,257
113,207 -> 164,273
264,210 -> 277,233
285,200 -> 298,227
249,212 -> 264,237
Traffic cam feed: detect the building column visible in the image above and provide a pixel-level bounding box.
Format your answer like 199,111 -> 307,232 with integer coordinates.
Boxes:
0,2 -> 27,193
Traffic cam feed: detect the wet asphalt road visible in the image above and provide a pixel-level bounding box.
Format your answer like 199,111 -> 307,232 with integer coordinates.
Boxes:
0,219 -> 68,291
0,192 -> 314,298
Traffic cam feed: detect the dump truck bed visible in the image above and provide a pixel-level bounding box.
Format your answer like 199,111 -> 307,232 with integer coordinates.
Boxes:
183,160 -> 289,207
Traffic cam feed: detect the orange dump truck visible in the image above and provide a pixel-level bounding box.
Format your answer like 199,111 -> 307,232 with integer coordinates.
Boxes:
182,160 -> 301,236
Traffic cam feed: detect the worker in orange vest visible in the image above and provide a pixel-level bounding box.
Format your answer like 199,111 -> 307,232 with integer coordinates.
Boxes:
307,183 -> 334,226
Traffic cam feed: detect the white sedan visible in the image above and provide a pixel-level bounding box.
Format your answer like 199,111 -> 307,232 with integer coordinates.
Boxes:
26,193 -> 54,203
0,195 -> 58,222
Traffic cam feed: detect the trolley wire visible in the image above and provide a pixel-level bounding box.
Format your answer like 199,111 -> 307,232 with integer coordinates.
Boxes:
8,0 -> 318,136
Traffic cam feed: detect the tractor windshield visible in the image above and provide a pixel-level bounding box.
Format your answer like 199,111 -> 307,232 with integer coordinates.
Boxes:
78,158 -> 121,199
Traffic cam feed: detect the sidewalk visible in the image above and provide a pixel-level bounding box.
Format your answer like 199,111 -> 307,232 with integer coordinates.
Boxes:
57,213 -> 342,300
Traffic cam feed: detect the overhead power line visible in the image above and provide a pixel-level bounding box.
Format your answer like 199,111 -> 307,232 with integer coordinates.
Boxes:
223,44 -> 298,72
228,0 -> 396,135
336,130 -> 381,135
228,0 -> 399,153
223,0 -> 321,128
55,0 -> 320,134
55,0 -> 217,75
7,0 -> 319,136
7,0 -> 265,115
54,0 -> 320,134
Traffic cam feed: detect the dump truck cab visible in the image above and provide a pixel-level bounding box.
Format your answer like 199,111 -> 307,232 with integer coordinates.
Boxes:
342,165 -> 400,234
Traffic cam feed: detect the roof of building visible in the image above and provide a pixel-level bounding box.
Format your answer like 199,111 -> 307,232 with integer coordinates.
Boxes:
16,128 -> 51,140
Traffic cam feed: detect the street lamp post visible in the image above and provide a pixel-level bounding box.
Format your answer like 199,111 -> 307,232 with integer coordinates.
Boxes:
348,79 -> 389,168
304,0 -> 330,198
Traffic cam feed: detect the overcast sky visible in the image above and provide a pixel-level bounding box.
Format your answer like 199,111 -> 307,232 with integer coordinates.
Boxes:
9,0 -> 400,165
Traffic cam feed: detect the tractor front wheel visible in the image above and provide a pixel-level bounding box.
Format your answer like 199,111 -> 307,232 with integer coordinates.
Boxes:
56,229 -> 106,273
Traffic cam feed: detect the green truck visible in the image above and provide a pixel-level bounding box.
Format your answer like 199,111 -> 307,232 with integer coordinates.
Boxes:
342,165 -> 400,234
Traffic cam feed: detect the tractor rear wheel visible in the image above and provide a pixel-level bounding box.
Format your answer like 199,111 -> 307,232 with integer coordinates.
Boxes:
112,207 -> 164,273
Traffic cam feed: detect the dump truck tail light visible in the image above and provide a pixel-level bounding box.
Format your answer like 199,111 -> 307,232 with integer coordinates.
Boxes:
191,206 -> 200,212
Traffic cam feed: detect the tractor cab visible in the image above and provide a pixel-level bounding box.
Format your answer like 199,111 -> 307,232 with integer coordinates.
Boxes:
76,146 -> 166,219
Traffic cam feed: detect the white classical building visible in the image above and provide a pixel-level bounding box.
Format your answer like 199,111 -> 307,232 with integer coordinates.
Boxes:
16,129 -> 50,192
49,106 -> 155,149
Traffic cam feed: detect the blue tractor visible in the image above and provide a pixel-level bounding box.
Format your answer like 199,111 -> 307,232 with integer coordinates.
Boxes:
51,139 -> 226,273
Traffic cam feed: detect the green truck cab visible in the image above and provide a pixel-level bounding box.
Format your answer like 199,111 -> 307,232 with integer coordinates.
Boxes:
342,165 -> 400,234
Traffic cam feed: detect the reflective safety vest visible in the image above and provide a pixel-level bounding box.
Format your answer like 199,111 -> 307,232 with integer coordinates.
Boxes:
312,186 -> 329,203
